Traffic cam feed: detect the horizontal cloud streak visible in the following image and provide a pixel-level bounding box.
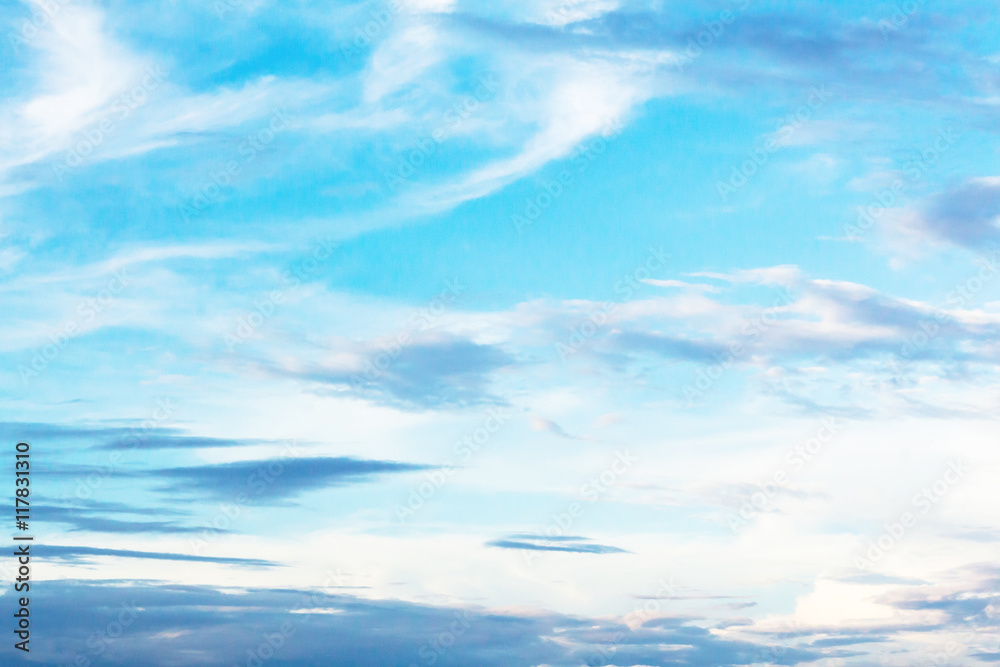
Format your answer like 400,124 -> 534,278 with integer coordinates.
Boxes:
34,545 -> 277,567
486,534 -> 629,554
151,456 -> 432,502
0,580 -> 824,667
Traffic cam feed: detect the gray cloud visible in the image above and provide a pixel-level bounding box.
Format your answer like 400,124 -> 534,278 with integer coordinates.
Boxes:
34,504 -> 200,535
0,421 -> 281,450
918,179 -> 1000,248
0,580 -> 824,667
274,336 -> 515,410
151,456 -> 431,502
34,545 -> 277,567
486,534 -> 629,554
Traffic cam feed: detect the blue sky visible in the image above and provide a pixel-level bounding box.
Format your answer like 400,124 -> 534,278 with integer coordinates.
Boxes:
2,0 -> 1000,664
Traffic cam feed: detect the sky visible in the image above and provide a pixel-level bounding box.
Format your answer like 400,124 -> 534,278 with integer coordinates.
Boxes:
1,0 -> 999,665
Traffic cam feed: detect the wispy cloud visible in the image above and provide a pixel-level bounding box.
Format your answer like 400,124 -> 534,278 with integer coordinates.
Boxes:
486,534 -> 629,554
151,456 -> 432,502
35,545 -> 277,567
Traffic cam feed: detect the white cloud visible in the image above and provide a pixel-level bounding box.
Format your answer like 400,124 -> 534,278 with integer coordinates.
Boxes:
406,51 -> 669,211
